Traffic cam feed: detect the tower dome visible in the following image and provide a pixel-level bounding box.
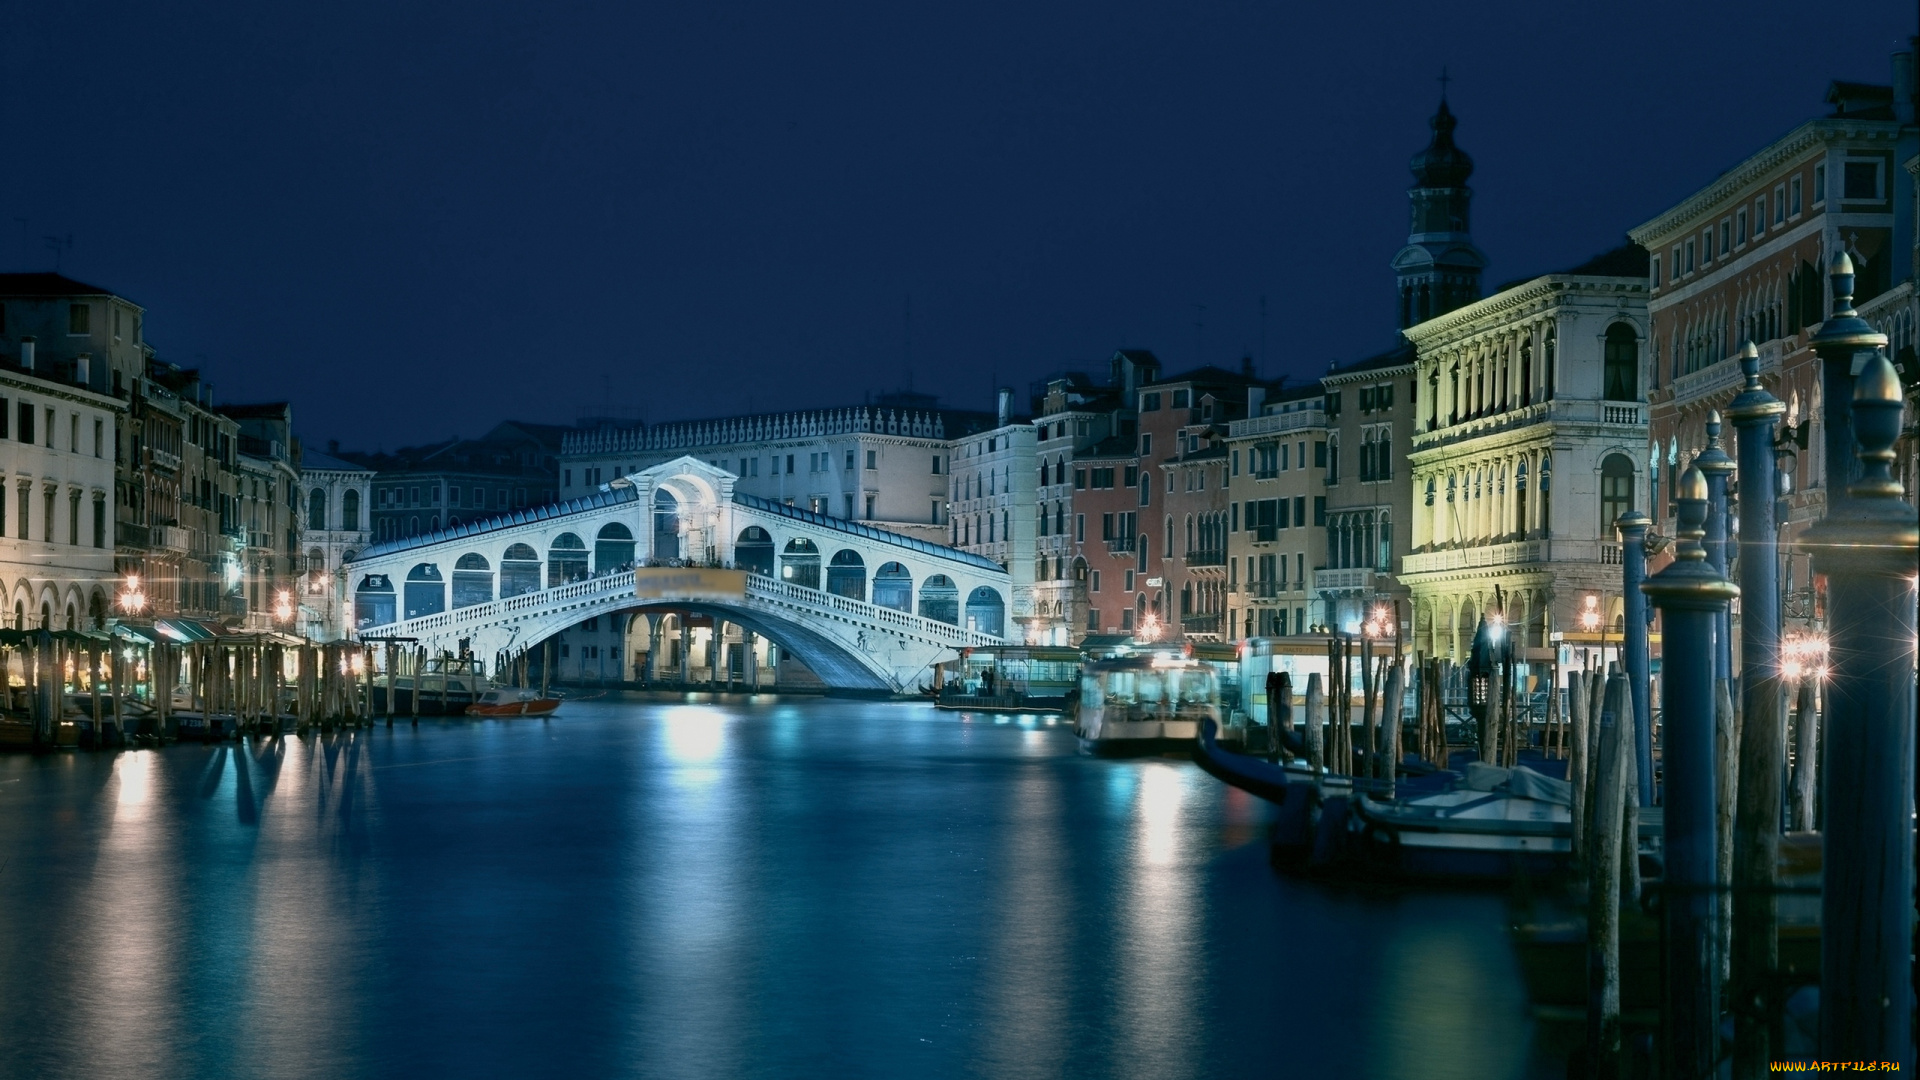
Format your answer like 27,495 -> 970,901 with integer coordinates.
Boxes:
1409,99 -> 1474,188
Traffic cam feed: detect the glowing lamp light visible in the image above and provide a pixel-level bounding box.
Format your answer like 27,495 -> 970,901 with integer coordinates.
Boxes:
273,589 -> 294,622
119,574 -> 147,615
1780,632 -> 1829,682
1137,613 -> 1161,642
1485,614 -> 1505,642
1579,594 -> 1601,633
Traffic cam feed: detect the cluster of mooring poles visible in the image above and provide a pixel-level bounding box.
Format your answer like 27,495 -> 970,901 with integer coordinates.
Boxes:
492,641 -> 553,699
1,631 -> 413,747
1577,254 -> 1916,1078
1308,620 -> 1409,785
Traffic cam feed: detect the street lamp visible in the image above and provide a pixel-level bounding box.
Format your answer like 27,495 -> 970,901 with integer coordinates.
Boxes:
119,574 -> 147,615
1137,612 -> 1162,643
273,588 -> 294,625
1779,631 -> 1829,682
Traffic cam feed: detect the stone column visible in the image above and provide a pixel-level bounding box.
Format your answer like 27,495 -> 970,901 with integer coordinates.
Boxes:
677,620 -> 690,685
644,617 -> 661,683
710,620 -> 725,686
745,631 -> 759,691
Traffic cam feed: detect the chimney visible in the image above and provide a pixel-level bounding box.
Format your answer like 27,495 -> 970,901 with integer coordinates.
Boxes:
996,387 -> 1011,427
1247,385 -> 1267,416
75,354 -> 90,387
19,337 -> 34,371
328,439 -> 340,454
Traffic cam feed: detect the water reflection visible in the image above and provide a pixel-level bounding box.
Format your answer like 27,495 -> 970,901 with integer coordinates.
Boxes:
1115,762 -> 1199,1080
0,697 -> 1536,1080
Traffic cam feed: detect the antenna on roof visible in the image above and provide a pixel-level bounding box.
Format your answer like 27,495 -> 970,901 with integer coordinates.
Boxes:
43,233 -> 72,271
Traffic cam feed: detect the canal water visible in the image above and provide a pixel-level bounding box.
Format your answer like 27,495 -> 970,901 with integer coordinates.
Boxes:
0,696 -> 1540,1079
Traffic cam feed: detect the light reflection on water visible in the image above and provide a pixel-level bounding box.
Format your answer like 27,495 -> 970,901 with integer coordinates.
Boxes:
0,697 -> 1537,1079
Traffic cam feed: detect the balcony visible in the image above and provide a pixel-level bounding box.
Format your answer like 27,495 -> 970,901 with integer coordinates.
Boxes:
1245,580 -> 1283,599
1180,613 -> 1222,635
1312,567 -> 1376,593
152,524 -> 189,552
1412,397 -> 1652,453
1183,549 -> 1225,567
1227,408 -> 1325,439
1401,538 -> 1616,575
115,521 -> 150,548
1667,339 -> 1784,406
1105,535 -> 1136,553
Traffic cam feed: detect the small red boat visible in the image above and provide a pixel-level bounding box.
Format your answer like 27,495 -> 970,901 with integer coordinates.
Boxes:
465,689 -> 563,718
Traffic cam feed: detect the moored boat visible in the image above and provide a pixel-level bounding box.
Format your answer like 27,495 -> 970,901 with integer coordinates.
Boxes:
1073,650 -> 1218,754
466,688 -> 563,718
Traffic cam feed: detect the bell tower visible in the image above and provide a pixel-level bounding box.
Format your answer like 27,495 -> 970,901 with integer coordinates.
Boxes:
1393,93 -> 1488,328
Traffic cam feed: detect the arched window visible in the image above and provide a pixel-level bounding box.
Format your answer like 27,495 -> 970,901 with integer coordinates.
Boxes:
547,533 -> 588,586
341,489 -> 360,531
1539,453 -> 1553,535
402,564 -> 445,620
307,488 -> 327,530
595,522 -> 635,574
500,543 -> 542,597
1603,324 -> 1639,401
1600,454 -> 1634,532
452,553 -> 493,608
652,489 -> 680,560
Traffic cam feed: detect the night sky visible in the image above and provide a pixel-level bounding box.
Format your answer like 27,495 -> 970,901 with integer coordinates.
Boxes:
2,1 -> 1912,449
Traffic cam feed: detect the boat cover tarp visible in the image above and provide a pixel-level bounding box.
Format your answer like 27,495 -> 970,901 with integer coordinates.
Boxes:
1465,761 -> 1571,806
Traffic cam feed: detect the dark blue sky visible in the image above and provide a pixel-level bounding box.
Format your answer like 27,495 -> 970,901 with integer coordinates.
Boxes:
2,1 -> 1912,448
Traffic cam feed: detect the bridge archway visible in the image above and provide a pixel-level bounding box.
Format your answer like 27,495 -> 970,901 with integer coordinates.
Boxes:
827,549 -> 866,601
736,527 -> 774,576
782,538 -> 820,588
965,586 -> 1005,637
919,575 -> 958,624
548,533 -> 588,586
596,523 -> 635,574
355,574 -> 394,630
873,562 -> 912,612
453,553 -> 493,608
501,544 -> 541,597
577,601 -> 898,692
404,564 -> 445,619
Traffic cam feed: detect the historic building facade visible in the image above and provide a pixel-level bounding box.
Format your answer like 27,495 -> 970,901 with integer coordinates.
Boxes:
1224,383 -> 1325,639
947,391 -> 1033,639
1318,348 -> 1417,636
1028,374 -> 1117,645
1628,72 -> 1915,552
298,446 -> 374,641
1400,249 -> 1651,661
561,395 -> 989,545
0,357 -> 120,628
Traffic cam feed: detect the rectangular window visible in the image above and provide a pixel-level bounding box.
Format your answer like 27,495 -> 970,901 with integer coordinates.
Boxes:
1141,392 -> 1161,412
1124,569 -> 1134,592
1314,440 -> 1326,468
68,304 -> 89,335
1700,229 -> 1713,264
931,455 -> 942,475
1294,496 -> 1306,527
1753,197 -> 1766,236
1684,239 -> 1695,273
1231,449 -> 1240,476
1138,476 -> 1150,507
1122,465 -> 1137,488
14,486 -> 23,539
43,408 -> 53,448
1075,513 -> 1085,541
1789,175 -> 1802,216
1842,160 -> 1878,200
1074,468 -> 1087,489
1279,444 -> 1289,471
1090,570 -> 1100,593
1719,219 -> 1730,256
1813,163 -> 1826,204
1171,389 -> 1189,408
1231,503 -> 1239,532
1774,184 -> 1786,224
1139,433 -> 1152,457
1359,387 -> 1374,412
93,419 -> 102,457
865,494 -> 875,518
786,454 -> 794,473
1313,496 -> 1326,526
845,450 -> 855,471
1671,245 -> 1683,277
68,414 -> 77,452
1735,209 -> 1746,245
0,399 -> 7,440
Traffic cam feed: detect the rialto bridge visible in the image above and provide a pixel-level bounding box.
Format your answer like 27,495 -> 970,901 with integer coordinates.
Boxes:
339,458 -> 1010,692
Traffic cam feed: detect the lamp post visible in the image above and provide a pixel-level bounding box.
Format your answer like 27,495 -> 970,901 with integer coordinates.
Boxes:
1642,466 -> 1737,1079
118,573 -> 147,617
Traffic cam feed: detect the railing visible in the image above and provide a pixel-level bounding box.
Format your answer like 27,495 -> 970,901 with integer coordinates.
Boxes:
1668,340 -> 1785,404
1601,543 -> 1623,565
1602,404 -> 1643,425
1105,535 -> 1136,553
1312,567 -> 1376,592
360,565 -> 1004,649
1227,409 -> 1325,439
115,521 -> 149,547
1413,397 -> 1651,451
1180,613 -> 1222,634
1245,580 -> 1283,599
1183,550 -> 1225,567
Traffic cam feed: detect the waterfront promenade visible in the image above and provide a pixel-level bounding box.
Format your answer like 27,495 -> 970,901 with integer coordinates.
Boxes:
0,696 -> 1536,1079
